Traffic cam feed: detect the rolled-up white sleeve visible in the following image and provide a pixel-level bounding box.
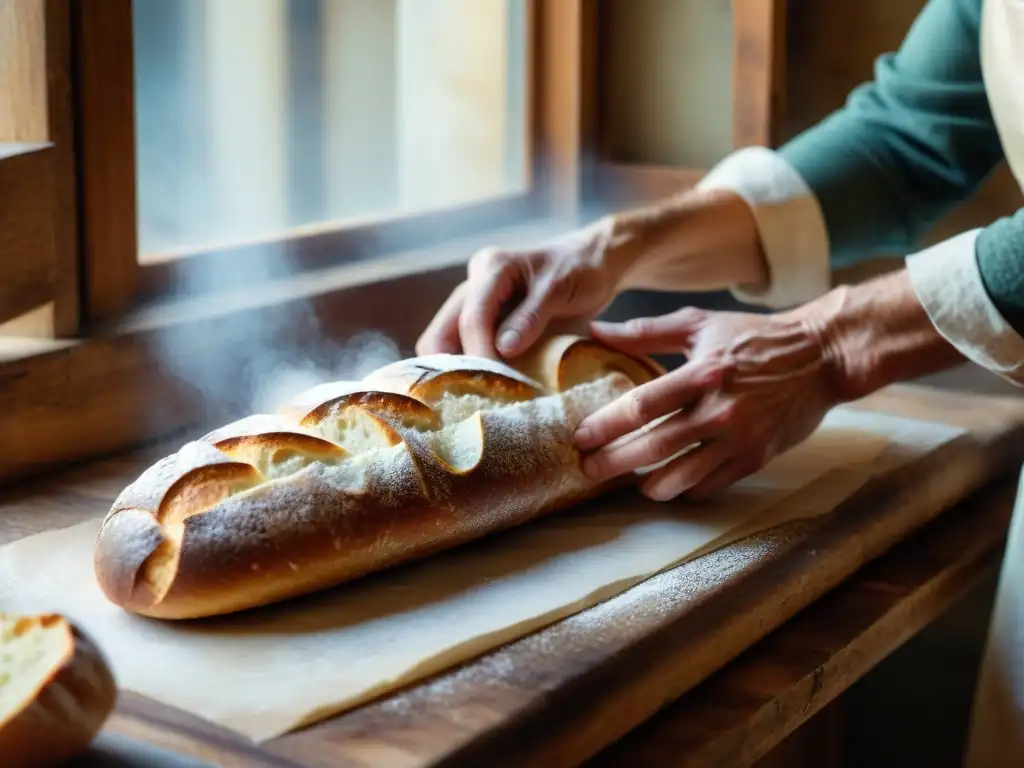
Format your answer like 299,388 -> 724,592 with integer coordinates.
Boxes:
697,146 -> 832,309
906,230 -> 1024,387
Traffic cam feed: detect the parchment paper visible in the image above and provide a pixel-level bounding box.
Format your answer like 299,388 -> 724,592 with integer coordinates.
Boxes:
0,408 -> 964,742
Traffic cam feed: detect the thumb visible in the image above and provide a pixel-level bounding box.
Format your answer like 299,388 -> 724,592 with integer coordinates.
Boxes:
495,286 -> 561,357
589,307 -> 706,355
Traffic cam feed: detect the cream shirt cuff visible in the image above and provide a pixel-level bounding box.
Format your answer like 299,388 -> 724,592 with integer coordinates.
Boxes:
697,146 -> 831,309
906,229 -> 1024,387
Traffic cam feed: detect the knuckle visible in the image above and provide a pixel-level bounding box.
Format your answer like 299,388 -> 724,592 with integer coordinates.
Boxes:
625,317 -> 655,337
706,405 -> 735,432
700,358 -> 729,386
626,388 -> 656,426
647,430 -> 680,460
514,306 -> 542,332
720,399 -> 742,423
468,246 -> 508,273
540,273 -> 569,298
675,306 -> 703,323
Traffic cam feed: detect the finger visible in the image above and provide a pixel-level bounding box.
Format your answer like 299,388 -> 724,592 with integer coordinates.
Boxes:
495,281 -> 560,357
589,307 -> 707,356
416,282 -> 468,355
684,457 -> 750,500
581,410 -> 706,482
575,361 -> 723,451
639,440 -> 733,502
459,260 -> 520,359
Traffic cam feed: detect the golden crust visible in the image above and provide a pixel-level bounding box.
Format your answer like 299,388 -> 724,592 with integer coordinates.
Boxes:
363,354 -> 546,403
94,508 -> 168,612
94,335 -> 662,619
514,334 -> 666,391
0,613 -> 117,767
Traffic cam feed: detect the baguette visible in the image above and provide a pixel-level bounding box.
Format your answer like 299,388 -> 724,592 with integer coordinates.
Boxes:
0,613 -> 116,767
94,335 -> 663,619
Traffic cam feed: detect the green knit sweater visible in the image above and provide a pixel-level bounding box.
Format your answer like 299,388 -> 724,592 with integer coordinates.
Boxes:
778,0 -> 1024,331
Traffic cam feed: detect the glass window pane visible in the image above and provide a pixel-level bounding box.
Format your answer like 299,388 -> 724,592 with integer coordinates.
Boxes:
133,0 -> 529,260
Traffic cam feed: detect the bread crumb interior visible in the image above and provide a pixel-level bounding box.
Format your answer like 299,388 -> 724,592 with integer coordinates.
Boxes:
0,614 -> 68,726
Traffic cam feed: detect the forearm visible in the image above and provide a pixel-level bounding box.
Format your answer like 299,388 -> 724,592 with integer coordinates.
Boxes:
794,269 -> 966,402
601,187 -> 770,294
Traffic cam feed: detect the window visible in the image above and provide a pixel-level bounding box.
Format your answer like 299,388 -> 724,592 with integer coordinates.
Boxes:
132,0 -> 529,260
0,0 -> 788,485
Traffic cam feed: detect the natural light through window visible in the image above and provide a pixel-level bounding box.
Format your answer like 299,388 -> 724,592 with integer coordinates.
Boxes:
132,0 -> 529,261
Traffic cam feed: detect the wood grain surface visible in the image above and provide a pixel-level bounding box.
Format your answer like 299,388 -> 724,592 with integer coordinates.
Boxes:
72,0 -> 139,324
3,383 -> 1023,767
731,0 -> 788,148
0,144 -> 57,326
587,474 -> 1017,768
0,0 -> 77,336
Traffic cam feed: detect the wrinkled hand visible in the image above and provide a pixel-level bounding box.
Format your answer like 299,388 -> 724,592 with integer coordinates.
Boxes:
575,306 -> 842,501
416,219 -> 621,359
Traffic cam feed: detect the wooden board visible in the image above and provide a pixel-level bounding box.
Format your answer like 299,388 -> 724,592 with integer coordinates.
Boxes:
587,474 -> 1017,767
3,383 -> 1024,767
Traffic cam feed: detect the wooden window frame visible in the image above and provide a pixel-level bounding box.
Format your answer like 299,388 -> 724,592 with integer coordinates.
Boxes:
77,0 -> 547,311
587,0 -> 788,209
0,0 -> 79,338
0,0 -> 788,486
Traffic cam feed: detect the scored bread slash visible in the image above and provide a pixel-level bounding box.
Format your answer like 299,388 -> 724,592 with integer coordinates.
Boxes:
94,334 -> 665,620
0,612 -> 117,767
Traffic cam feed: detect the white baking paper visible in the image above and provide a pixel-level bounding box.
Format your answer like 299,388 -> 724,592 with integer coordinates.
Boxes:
0,407 -> 964,741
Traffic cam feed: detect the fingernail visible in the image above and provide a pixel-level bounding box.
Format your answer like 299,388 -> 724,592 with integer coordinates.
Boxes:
497,329 -> 520,353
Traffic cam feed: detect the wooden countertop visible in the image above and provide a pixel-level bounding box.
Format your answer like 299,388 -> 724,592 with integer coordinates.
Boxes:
3,383 -> 1023,767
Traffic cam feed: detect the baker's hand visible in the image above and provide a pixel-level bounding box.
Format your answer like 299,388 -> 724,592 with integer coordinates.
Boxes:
415,219 -> 622,359
575,306 -> 843,501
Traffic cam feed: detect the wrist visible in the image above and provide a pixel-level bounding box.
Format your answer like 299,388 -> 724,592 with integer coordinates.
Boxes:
786,285 -> 865,404
602,188 -> 770,294
592,212 -> 644,292
787,269 -> 966,403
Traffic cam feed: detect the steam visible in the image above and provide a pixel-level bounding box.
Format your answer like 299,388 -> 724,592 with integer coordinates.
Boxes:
144,235 -> 404,424
129,0 -> 552,429
247,330 -> 401,415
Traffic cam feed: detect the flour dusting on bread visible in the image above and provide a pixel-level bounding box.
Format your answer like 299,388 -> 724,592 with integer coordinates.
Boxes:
94,336 -> 664,619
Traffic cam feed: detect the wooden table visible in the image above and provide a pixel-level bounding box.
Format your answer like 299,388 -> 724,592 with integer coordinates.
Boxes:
3,383 -> 1023,767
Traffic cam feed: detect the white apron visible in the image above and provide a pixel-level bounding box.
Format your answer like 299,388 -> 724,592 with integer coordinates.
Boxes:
964,2 -> 1024,764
